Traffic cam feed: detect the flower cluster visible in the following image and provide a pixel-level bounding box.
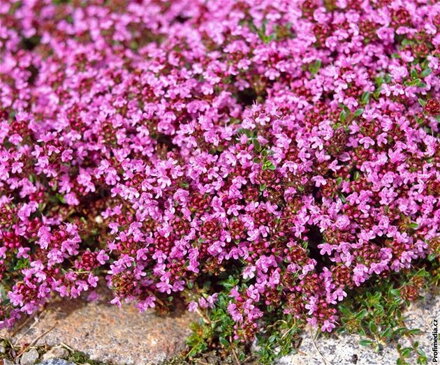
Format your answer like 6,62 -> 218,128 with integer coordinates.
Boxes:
0,0 -> 439,339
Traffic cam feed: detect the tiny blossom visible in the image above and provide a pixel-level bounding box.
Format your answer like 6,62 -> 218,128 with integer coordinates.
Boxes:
0,0 -> 438,341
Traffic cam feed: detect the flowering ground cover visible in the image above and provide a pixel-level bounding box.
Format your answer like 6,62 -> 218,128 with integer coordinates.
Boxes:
0,0 -> 439,363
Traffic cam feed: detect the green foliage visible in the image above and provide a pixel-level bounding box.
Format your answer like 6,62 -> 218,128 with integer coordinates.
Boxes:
67,350 -> 107,365
248,19 -> 275,44
308,60 -> 322,76
185,284 -> 241,361
183,259 -> 439,365
236,128 -> 275,170
337,264 -> 438,365
255,315 -> 303,364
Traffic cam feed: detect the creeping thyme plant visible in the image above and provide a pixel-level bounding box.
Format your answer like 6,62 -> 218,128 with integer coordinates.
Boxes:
0,0 -> 439,363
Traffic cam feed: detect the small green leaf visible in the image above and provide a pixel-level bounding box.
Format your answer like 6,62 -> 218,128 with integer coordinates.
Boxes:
354,108 -> 364,117
410,69 -> 418,79
339,193 -> 347,203
340,110 -> 348,122
14,258 -> 30,271
375,76 -> 384,87
360,92 -> 371,105
355,309 -> 368,320
400,347 -> 413,358
339,305 -> 351,316
262,160 -> 276,171
253,139 -> 261,152
401,39 -> 413,46
409,222 -> 419,230
421,68 -> 432,78
418,98 -> 426,107
309,59 -> 322,76
373,87 -> 382,99
219,336 -> 229,347
416,348 -> 427,358
359,339 -> 374,346
368,321 -> 377,334
382,327 -> 392,339
394,327 -> 408,337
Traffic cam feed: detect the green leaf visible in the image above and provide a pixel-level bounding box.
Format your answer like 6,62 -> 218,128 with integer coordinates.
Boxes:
339,193 -> 347,204
368,321 -> 378,334
253,139 -> 262,152
400,347 -> 413,358
410,69 -> 418,79
14,258 -> 30,271
340,110 -> 348,122
354,108 -> 364,117
262,160 -> 276,171
409,222 -> 419,229
56,194 -> 66,204
401,39 -> 413,46
259,183 -> 267,191
393,327 -> 408,337
421,68 -> 432,78
382,327 -> 392,339
360,92 -> 371,105
375,76 -> 384,87
373,87 -> 382,99
339,305 -> 351,316
359,339 -> 374,347
355,309 -> 368,320
219,336 -> 229,347
309,59 -> 322,76
416,348 -> 427,358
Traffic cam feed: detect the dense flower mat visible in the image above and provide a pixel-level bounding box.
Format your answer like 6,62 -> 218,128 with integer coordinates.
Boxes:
0,0 -> 439,341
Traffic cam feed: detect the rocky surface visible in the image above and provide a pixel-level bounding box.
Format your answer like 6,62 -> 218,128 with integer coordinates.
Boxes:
38,360 -> 75,365
40,347 -> 69,362
0,291 -> 197,365
278,291 -> 439,365
20,350 -> 39,365
1,290 -> 438,365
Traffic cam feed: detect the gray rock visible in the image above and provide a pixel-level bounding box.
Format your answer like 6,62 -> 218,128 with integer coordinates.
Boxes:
20,349 -> 39,365
38,360 -> 74,365
0,287 -> 197,365
41,347 -> 68,361
3,359 -> 16,365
